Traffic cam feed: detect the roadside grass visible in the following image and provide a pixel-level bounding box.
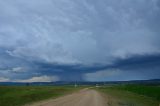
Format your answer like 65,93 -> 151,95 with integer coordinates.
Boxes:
0,85 -> 82,106
112,84 -> 160,101
96,85 -> 160,106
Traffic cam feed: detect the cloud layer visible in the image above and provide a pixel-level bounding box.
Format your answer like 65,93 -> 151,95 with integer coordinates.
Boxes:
0,0 -> 160,81
0,75 -> 59,82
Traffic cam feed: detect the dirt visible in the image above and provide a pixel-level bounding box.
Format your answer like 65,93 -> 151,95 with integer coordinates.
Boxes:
26,88 -> 107,106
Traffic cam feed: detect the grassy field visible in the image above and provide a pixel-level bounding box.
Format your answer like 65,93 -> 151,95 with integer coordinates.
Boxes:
0,85 -> 82,106
1,85 -> 159,106
112,85 -> 160,101
96,85 -> 160,106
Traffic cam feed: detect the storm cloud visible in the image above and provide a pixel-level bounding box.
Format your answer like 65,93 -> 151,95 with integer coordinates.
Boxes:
0,0 -> 160,81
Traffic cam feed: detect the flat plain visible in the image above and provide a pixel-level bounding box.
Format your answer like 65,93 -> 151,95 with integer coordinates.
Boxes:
0,85 -> 159,106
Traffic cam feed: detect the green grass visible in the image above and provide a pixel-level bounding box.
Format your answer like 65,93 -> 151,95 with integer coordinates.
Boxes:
96,85 -> 160,106
113,85 -> 160,101
0,85 -> 82,106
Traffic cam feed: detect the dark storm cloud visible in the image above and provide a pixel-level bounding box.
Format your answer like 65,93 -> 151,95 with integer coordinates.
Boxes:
84,54 -> 160,81
0,0 -> 160,81
23,54 -> 160,81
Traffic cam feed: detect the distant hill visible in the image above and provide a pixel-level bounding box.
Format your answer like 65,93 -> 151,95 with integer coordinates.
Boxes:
0,79 -> 160,86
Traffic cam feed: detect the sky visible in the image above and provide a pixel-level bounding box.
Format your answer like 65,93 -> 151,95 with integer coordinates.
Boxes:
0,0 -> 160,82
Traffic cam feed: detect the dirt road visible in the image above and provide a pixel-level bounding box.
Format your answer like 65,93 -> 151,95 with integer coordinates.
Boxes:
27,88 -> 107,106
